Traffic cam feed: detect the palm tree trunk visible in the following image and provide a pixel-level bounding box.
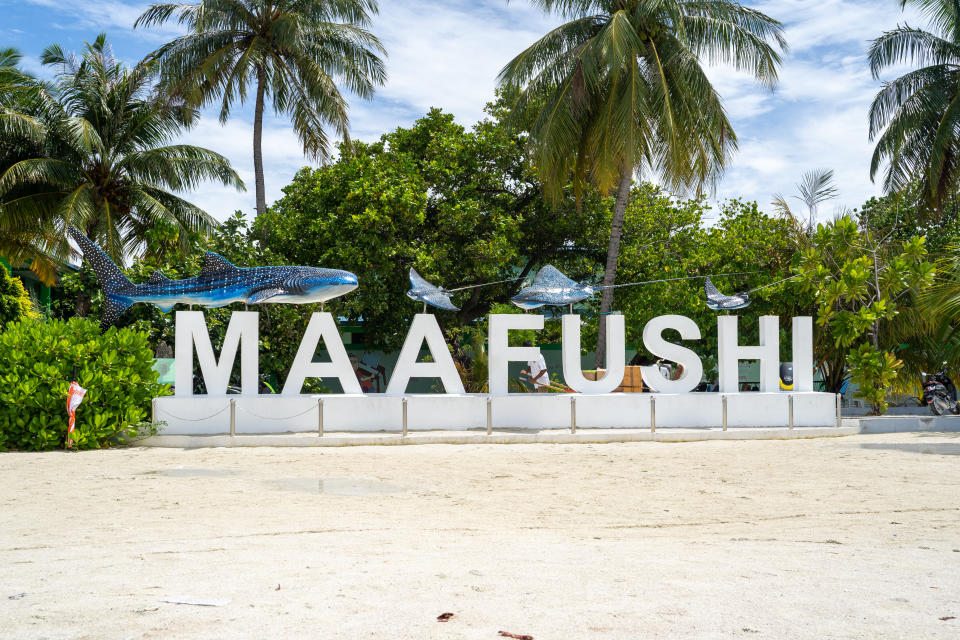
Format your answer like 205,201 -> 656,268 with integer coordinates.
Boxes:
253,68 -> 267,217
594,165 -> 633,369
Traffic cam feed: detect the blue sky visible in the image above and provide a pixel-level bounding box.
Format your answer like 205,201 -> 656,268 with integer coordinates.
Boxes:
0,0 -> 922,223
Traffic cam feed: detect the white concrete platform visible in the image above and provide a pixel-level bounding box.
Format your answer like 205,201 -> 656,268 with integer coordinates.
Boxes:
154,392 -> 840,435
135,425 -> 861,448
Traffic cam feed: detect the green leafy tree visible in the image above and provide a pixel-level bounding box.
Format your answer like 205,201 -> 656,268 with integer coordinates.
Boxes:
868,0 -> 960,210
255,107 -> 606,351
858,183 -> 960,256
498,0 -> 787,367
612,191 -> 803,371
0,35 -> 243,267
796,216 -> 936,411
136,0 -> 387,216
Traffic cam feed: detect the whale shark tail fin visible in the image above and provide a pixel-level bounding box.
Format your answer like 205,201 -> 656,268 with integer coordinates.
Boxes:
68,227 -> 134,330
68,227 -> 132,293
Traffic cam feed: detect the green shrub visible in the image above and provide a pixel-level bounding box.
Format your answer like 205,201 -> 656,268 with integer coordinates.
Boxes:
0,264 -> 35,328
847,344 -> 903,415
0,318 -> 170,450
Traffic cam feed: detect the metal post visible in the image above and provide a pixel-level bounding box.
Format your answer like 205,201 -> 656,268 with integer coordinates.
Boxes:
402,397 -> 408,437
151,398 -> 157,427
318,397 -> 324,437
650,396 -> 656,433
788,394 -> 794,430
486,397 -> 492,435
570,396 -> 577,434
721,395 -> 728,431
836,393 -> 842,428
229,398 -> 236,437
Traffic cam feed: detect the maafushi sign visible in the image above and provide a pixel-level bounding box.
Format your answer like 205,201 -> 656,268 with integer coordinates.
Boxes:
67,227 -> 834,433
157,310 -> 834,434
174,311 -> 813,397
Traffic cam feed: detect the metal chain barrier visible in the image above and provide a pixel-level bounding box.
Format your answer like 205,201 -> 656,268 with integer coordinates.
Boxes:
236,403 -> 320,422
155,402 -> 231,423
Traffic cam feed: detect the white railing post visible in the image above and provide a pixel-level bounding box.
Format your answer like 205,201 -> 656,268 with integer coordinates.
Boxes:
402,397 -> 408,437
570,396 -> 577,434
486,397 -> 492,435
836,393 -> 842,428
650,396 -> 656,433
317,397 -> 324,437
788,394 -> 794,430
721,395 -> 728,431
229,398 -> 236,437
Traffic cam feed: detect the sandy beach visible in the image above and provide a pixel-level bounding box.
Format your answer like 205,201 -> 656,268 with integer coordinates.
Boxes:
1,432 -> 958,639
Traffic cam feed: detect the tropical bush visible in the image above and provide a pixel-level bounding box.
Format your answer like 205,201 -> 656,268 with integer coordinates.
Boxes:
0,263 -> 34,328
0,318 -> 168,450
847,344 -> 903,415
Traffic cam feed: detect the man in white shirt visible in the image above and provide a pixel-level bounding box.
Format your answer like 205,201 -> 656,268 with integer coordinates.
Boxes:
521,340 -> 550,392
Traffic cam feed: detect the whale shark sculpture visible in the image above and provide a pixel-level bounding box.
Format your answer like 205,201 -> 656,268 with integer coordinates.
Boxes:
510,265 -> 596,310
406,268 -> 459,311
69,228 -> 359,329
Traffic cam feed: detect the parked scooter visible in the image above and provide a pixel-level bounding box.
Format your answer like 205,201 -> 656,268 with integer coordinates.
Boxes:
922,369 -> 959,416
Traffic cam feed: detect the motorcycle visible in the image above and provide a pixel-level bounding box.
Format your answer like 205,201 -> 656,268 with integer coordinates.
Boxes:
922,369 -> 960,416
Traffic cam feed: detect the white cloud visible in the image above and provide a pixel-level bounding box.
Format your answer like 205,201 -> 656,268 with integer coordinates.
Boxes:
370,1 -> 559,126
170,116 -> 311,220
17,0 -> 184,42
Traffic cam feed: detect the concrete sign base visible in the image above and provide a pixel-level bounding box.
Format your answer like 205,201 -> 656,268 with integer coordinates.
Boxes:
154,392 -> 838,435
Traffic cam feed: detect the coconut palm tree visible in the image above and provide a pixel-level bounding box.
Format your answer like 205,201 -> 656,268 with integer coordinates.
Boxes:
499,0 -> 786,367
0,35 -> 244,267
869,0 -> 960,211
135,0 -> 387,217
0,48 -> 56,281
771,168 -> 839,235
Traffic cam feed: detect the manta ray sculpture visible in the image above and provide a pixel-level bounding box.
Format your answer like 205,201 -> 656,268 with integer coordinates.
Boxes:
510,265 -> 596,310
406,268 -> 459,311
69,228 -> 359,329
704,276 -> 751,310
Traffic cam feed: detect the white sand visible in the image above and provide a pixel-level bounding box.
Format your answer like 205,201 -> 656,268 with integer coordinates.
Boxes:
1,432 -> 958,639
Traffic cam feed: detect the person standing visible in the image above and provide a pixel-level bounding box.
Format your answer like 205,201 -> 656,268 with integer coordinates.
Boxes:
521,340 -> 550,392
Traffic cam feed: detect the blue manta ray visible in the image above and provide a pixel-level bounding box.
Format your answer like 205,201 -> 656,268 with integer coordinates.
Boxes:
510,265 -> 596,310
69,228 -> 359,329
406,268 -> 459,311
704,276 -> 751,310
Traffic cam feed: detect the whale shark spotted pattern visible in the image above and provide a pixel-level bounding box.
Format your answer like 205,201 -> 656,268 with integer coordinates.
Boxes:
68,228 -> 359,329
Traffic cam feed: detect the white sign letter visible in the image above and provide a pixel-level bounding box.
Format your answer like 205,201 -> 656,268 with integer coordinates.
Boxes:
641,315 -> 703,393
718,315 -> 779,393
488,314 -> 543,395
792,316 -> 814,392
175,311 -> 258,396
562,314 -> 625,394
282,312 -> 362,395
386,314 -> 465,395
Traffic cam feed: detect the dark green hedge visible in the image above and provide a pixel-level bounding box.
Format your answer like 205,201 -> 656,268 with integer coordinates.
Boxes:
0,318 -> 169,450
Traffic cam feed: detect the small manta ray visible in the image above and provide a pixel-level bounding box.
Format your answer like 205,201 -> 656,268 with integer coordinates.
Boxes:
510,265 -> 596,310
704,276 -> 751,310
69,228 -> 359,329
407,268 -> 459,311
